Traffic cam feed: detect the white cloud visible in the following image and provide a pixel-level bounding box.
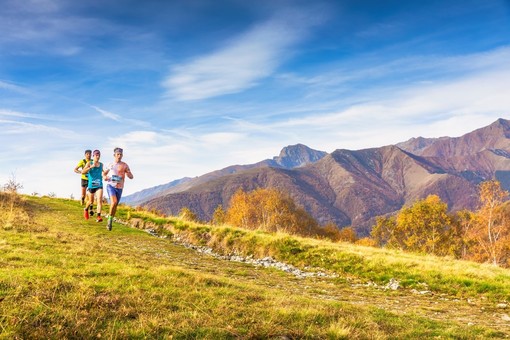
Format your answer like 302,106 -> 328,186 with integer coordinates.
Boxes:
91,106 -> 152,128
92,106 -> 121,121
0,0 -> 125,57
199,132 -> 244,146
206,47 -> 509,153
163,13 -> 316,101
0,81 -> 30,95
0,109 -> 34,118
273,47 -> 510,129
0,119 -> 74,136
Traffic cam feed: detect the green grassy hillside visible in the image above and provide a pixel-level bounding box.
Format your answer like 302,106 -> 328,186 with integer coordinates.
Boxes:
1,196 -> 509,338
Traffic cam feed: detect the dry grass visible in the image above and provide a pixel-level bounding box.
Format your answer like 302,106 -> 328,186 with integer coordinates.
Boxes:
122,207 -> 510,302
0,196 -> 508,338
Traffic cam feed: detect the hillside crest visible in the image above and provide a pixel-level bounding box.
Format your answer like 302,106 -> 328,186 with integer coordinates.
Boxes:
128,118 -> 510,233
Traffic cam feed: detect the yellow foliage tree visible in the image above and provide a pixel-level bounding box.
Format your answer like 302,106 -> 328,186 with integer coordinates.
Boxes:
371,215 -> 397,247
451,209 -> 476,260
371,195 -> 455,256
225,188 -> 318,236
179,207 -> 198,222
225,189 -> 253,229
211,204 -> 226,225
467,180 -> 510,265
396,195 -> 454,255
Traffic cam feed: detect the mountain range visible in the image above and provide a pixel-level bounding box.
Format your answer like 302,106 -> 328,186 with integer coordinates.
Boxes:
124,118 -> 510,235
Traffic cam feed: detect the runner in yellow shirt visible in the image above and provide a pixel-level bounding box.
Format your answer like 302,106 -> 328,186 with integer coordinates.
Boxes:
74,149 -> 92,205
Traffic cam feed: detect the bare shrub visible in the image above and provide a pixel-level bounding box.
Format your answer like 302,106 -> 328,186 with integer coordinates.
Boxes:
3,173 -> 23,194
0,175 -> 45,232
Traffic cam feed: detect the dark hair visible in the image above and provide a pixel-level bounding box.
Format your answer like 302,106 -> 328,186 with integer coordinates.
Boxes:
85,149 -> 92,154
114,147 -> 123,154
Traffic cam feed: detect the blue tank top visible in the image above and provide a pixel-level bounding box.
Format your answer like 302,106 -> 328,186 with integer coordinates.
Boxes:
87,162 -> 103,189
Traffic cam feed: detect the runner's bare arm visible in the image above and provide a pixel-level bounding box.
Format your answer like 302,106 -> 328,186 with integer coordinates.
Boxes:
82,161 -> 92,174
126,166 -> 134,179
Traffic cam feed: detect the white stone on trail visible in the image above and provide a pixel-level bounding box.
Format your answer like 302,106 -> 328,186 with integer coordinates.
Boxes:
385,278 -> 400,290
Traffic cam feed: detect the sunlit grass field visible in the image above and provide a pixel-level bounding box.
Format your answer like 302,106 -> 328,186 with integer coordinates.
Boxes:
1,195 -> 509,338
121,205 -> 510,302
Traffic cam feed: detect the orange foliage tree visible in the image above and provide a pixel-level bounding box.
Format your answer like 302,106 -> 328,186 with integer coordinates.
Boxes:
466,180 -> 510,265
224,189 -> 253,229
319,222 -> 358,243
225,188 -> 319,236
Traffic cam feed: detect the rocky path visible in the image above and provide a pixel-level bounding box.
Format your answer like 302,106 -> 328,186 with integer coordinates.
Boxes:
118,226 -> 510,336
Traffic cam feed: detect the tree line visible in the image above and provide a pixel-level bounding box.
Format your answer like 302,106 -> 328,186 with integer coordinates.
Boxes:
178,188 -> 352,241
371,180 -> 510,267
177,180 -> 510,267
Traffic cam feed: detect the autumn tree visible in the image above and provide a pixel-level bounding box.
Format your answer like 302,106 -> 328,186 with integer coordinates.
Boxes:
317,223 -> 358,243
179,207 -> 198,222
225,189 -> 253,229
320,222 -> 342,241
371,195 -> 455,256
398,195 -> 455,255
467,180 -> 510,265
371,215 -> 397,247
451,209 -> 476,260
337,226 -> 358,243
225,188 -> 319,236
211,204 -> 226,225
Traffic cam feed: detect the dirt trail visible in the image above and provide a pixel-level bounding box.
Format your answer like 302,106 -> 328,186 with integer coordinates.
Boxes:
119,232 -> 510,335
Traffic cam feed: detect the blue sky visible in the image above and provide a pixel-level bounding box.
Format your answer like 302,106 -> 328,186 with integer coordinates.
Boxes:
1,0 -> 510,198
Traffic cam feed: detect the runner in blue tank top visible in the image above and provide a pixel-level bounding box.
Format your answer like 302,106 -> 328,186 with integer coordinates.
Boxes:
81,150 -> 104,223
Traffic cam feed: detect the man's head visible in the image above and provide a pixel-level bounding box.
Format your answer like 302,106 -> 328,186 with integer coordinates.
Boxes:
93,150 -> 101,159
113,147 -> 123,161
85,149 -> 92,159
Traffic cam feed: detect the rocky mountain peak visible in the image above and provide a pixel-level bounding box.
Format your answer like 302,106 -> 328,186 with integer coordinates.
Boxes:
486,117 -> 510,138
273,144 -> 327,168
396,136 -> 442,154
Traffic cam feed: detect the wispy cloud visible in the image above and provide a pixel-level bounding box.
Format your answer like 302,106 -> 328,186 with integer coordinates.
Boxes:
199,132 -> 244,146
92,105 -> 121,121
0,80 -> 31,95
0,109 -> 36,119
216,46 -> 510,151
91,106 -> 152,128
0,108 -> 64,122
0,1 -> 89,55
0,0 -> 138,58
0,119 -> 74,136
163,9 -> 324,101
278,65 -> 510,130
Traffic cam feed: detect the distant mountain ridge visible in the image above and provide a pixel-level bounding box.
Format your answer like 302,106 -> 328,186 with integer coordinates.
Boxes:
123,144 -> 327,205
122,177 -> 192,206
127,118 -> 510,235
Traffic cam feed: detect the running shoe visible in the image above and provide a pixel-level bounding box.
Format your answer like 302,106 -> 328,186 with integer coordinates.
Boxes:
83,208 -> 89,220
96,216 -> 103,223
